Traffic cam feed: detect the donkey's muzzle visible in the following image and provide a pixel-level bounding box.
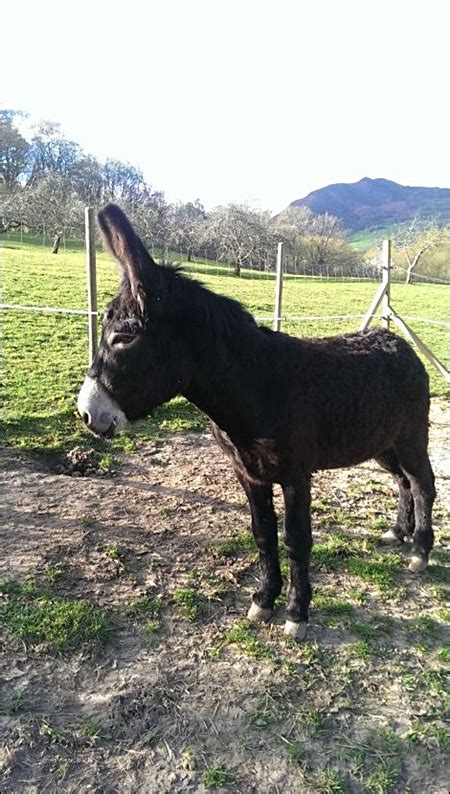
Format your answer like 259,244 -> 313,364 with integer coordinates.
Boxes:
77,376 -> 128,437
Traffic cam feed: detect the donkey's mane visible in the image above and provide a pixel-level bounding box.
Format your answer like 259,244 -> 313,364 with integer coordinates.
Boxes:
161,264 -> 260,339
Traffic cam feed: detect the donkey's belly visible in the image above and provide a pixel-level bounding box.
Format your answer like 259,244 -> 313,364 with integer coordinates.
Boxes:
212,425 -> 282,485
314,416 -> 403,471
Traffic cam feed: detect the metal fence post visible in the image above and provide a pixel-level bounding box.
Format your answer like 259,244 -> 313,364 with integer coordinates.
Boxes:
273,242 -> 284,331
85,207 -> 98,365
382,239 -> 391,329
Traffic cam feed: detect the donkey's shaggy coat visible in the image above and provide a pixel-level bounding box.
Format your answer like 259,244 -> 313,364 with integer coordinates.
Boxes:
78,205 -> 435,639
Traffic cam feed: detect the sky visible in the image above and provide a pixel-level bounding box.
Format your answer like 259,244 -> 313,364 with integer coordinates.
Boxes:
2,0 -> 449,213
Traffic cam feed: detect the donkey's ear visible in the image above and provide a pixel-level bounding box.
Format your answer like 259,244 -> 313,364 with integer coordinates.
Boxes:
98,204 -> 161,310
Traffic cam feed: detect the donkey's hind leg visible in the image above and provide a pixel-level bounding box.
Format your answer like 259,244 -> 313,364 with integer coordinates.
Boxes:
394,436 -> 436,573
376,449 -> 415,545
281,477 -> 313,641
237,477 -> 282,623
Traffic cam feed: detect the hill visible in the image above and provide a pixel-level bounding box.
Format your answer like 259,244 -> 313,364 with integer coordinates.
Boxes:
289,177 -> 450,232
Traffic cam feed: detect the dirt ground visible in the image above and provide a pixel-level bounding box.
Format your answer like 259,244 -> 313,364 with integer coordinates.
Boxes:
1,400 -> 449,793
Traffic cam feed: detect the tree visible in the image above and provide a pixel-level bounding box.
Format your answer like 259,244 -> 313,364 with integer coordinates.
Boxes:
26,121 -> 83,185
396,217 -> 446,284
130,191 -> 173,261
168,200 -> 206,261
302,213 -> 343,270
0,110 -> 30,189
71,155 -> 104,206
20,173 -> 84,236
101,158 -> 149,211
204,204 -> 274,276
271,206 -> 313,273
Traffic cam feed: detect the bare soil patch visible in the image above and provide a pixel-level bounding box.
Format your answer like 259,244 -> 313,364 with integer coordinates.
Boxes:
1,400 -> 449,793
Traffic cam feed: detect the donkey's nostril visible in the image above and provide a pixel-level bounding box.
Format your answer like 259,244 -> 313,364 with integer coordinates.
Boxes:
82,411 -> 91,427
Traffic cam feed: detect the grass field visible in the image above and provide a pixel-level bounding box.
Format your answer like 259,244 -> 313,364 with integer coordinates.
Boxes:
348,229 -> 393,252
2,235 -> 449,456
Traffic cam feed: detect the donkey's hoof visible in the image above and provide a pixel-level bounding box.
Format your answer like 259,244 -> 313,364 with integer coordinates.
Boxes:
284,621 -> 307,641
408,555 -> 428,573
381,528 -> 403,546
247,602 -> 272,623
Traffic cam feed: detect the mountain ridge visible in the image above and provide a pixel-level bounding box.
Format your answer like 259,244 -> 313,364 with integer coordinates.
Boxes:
289,177 -> 449,232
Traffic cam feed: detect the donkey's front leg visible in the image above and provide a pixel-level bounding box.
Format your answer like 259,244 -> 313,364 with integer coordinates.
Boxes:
282,479 -> 313,641
239,478 -> 282,623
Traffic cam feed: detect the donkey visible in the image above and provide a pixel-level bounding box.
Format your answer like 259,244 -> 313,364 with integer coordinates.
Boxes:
78,204 -> 435,640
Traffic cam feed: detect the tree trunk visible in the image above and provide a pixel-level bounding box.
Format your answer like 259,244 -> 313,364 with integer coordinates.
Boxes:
52,233 -> 62,254
405,249 -> 424,285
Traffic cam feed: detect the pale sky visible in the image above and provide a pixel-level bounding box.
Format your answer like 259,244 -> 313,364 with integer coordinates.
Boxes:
2,0 -> 449,213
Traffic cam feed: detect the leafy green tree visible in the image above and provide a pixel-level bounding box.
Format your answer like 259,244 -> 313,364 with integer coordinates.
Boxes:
0,110 -> 30,189
26,121 -> 83,185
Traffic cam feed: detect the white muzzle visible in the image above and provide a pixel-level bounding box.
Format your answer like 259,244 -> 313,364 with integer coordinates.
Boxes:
77,376 -> 128,437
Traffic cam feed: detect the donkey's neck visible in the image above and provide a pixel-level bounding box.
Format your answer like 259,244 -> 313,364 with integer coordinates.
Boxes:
183,320 -> 276,443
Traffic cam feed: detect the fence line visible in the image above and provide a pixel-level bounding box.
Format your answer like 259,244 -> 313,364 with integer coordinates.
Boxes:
359,240 -> 450,384
259,314 -> 450,327
3,305 -> 447,329
0,303 -> 97,316
391,267 -> 450,285
2,214 -> 449,383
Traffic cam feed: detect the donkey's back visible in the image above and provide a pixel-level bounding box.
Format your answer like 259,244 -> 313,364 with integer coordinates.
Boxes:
273,327 -> 430,472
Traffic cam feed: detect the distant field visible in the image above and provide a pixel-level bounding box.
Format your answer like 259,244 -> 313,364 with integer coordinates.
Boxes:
347,226 -> 404,252
2,236 -> 449,455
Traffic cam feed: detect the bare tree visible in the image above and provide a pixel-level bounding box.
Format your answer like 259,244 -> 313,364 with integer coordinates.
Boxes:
132,191 -> 172,262
271,206 -> 313,273
168,200 -> 206,261
204,204 -> 274,276
20,173 -> 84,237
397,217 -> 446,284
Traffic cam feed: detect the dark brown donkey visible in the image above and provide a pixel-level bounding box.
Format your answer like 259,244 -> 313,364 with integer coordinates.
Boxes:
77,204 -> 435,640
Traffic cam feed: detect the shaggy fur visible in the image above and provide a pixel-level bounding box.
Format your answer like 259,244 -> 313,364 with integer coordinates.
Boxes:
81,204 -> 435,631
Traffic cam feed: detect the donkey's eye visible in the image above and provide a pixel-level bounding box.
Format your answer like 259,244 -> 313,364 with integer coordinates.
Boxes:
108,332 -> 140,348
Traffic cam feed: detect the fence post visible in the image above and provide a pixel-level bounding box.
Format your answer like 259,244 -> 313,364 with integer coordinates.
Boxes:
273,242 -> 284,331
85,207 -> 98,365
382,239 -> 391,329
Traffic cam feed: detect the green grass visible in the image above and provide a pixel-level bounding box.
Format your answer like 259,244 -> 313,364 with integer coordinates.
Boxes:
202,764 -> 235,789
312,532 -> 365,571
213,531 -> 255,557
2,235 -> 449,454
0,578 -> 111,652
407,721 -> 450,751
128,594 -> 163,618
286,739 -> 307,764
79,718 -> 102,744
106,544 -> 120,560
313,590 -> 356,617
223,619 -> 275,661
346,554 -> 402,593
173,587 -> 203,621
308,768 -> 346,793
348,225 -> 401,252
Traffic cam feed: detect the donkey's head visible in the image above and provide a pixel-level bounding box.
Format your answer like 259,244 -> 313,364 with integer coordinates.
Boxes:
77,204 -> 191,437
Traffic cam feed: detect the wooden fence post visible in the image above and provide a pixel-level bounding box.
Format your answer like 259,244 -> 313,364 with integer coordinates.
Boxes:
85,207 -> 98,365
360,237 -> 449,382
273,242 -> 284,332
